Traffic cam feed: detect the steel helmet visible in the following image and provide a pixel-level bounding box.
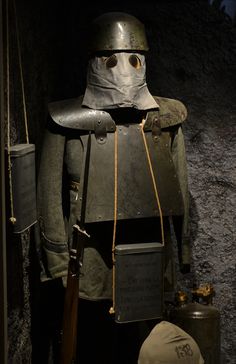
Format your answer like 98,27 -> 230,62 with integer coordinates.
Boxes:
88,12 -> 149,53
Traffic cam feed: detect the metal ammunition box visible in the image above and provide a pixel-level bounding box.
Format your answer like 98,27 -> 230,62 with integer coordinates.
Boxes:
114,242 -> 164,323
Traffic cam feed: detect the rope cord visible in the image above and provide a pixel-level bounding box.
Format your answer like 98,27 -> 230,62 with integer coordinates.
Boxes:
6,0 -> 16,224
109,120 -> 165,314
6,0 -> 30,225
140,119 -> 165,246
109,128 -> 118,315
13,0 -> 29,143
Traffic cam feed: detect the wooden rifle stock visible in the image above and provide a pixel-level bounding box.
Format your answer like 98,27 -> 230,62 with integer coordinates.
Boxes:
60,225 -> 82,364
60,132 -> 91,364
60,273 -> 79,363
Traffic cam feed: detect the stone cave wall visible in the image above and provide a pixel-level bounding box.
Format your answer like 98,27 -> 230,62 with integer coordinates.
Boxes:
5,1 -> 235,363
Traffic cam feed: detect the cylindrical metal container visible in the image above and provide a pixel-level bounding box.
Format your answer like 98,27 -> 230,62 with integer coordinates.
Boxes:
169,286 -> 221,364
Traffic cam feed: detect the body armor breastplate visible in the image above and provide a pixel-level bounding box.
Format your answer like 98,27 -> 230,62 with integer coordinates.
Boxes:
78,125 -> 183,222
49,95 -> 187,223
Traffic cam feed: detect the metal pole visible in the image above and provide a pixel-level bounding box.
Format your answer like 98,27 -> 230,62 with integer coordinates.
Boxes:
0,0 -> 8,362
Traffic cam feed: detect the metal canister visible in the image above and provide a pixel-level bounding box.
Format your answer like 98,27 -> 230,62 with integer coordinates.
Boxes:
169,284 -> 221,364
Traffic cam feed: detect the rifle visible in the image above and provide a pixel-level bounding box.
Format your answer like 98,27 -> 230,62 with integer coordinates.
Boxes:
60,132 -> 91,364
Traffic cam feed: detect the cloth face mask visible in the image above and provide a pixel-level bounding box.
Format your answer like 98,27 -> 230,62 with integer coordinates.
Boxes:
82,52 -> 158,110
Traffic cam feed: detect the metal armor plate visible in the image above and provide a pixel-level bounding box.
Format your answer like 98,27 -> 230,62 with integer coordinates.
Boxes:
77,124 -> 184,223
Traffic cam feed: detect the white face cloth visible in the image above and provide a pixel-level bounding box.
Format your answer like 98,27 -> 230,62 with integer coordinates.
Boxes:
82,52 -> 158,110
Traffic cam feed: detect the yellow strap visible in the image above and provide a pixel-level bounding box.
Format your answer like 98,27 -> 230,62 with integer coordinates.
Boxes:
109,121 -> 165,314
109,128 -> 118,315
140,120 -> 165,246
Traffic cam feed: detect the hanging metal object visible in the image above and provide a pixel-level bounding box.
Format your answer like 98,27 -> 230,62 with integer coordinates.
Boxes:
114,242 -> 164,323
8,143 -> 37,233
5,0 -> 37,233
169,283 -> 221,364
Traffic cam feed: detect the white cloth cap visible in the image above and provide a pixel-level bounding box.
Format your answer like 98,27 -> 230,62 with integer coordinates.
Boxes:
138,321 -> 205,364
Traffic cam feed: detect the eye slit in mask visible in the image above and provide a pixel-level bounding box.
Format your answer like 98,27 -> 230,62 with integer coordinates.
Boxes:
102,54 -> 118,68
129,55 -> 141,69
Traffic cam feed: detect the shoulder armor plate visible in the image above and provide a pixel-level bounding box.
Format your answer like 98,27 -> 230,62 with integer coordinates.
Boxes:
48,95 -> 116,132
144,96 -> 187,130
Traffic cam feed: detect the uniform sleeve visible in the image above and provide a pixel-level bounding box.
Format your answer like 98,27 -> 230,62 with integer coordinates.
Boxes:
171,125 -> 191,273
36,121 -> 69,280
